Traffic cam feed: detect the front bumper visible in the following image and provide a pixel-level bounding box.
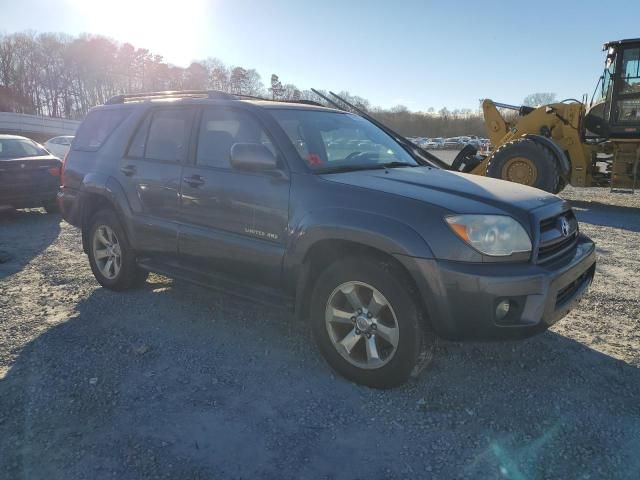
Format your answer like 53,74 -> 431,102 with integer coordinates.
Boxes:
396,234 -> 596,340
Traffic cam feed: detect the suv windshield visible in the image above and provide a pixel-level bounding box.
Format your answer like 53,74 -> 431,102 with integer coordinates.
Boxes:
269,109 -> 419,172
0,138 -> 49,159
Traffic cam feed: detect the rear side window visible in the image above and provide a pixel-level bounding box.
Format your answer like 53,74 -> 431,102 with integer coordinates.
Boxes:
127,115 -> 151,158
73,109 -> 130,151
129,108 -> 194,162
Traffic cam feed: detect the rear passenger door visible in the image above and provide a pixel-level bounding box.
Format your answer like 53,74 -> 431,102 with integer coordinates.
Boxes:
178,106 -> 290,286
119,106 -> 196,256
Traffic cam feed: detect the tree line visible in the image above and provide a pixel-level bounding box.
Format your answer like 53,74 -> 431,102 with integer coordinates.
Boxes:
0,31 -> 554,138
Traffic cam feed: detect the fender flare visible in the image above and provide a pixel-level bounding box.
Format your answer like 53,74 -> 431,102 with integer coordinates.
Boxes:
286,208 -> 434,266
79,174 -> 137,251
523,134 -> 570,176
284,208 -> 434,312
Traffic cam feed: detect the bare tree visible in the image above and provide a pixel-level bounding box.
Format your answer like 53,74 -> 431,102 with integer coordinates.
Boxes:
0,30 -> 490,137
269,74 -> 284,99
522,92 -> 557,107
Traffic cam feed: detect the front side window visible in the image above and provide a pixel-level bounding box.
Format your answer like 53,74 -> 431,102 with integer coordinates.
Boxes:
196,108 -> 275,169
616,47 -> 640,123
269,109 -> 418,172
144,108 -> 194,162
621,47 -> 640,95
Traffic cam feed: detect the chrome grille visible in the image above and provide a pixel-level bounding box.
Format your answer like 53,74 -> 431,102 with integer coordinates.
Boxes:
537,210 -> 579,263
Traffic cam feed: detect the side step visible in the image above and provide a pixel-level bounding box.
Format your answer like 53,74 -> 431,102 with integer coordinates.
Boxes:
137,258 -> 295,310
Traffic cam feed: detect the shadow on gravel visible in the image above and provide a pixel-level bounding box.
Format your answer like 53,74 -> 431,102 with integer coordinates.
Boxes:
1,282 -> 639,479
0,209 -> 61,280
569,200 -> 640,232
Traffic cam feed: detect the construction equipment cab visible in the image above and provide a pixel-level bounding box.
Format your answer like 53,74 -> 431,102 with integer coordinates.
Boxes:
586,39 -> 640,138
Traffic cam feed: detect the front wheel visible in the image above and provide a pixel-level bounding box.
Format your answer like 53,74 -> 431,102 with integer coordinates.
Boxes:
310,258 -> 428,388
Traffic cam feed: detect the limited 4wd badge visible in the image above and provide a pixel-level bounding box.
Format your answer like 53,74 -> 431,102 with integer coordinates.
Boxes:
244,227 -> 279,241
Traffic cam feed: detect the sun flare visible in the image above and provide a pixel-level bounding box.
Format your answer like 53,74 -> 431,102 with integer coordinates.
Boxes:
65,0 -> 210,65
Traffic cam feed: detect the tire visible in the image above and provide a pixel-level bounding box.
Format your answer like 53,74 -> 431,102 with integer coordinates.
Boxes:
310,257 -> 427,389
486,138 -> 560,193
451,144 -> 480,172
87,208 -> 148,291
555,177 -> 568,194
43,201 -> 59,214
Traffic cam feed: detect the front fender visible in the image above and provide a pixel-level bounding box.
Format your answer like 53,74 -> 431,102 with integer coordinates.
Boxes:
283,207 -> 434,290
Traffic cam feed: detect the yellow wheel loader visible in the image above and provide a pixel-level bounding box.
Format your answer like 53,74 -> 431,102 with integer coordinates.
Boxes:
451,38 -> 640,193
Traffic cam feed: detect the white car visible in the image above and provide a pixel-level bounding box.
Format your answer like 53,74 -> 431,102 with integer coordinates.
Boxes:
44,136 -> 74,159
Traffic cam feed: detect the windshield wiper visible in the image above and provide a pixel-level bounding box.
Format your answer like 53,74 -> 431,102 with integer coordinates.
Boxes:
377,161 -> 416,169
315,162 -> 415,174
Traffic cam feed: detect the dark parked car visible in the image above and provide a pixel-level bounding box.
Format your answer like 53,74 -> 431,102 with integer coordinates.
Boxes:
59,91 -> 596,388
0,134 -> 62,213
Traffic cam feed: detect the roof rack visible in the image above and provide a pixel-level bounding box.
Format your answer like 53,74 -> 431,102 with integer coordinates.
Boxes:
105,89 -> 325,107
234,93 -> 323,107
105,90 -> 234,105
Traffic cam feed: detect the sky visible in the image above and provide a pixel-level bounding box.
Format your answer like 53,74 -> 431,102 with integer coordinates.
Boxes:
2,0 -> 640,111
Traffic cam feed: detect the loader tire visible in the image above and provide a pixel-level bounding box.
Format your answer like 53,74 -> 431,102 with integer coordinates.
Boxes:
486,138 -> 559,193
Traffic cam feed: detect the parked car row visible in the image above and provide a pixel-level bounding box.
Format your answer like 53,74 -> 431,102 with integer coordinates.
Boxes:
0,134 -> 74,213
408,135 -> 491,150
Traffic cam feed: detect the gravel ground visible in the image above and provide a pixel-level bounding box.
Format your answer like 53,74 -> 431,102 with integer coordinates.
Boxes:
1,187 -> 639,480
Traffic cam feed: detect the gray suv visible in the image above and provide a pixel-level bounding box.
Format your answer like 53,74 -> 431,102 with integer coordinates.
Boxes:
58,90 -> 596,388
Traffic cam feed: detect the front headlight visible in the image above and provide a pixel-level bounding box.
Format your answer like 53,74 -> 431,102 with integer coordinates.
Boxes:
445,214 -> 532,257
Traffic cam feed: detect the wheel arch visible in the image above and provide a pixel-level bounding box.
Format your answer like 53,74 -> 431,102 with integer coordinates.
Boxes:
287,209 -> 434,324
79,175 -> 135,253
293,238 -> 429,325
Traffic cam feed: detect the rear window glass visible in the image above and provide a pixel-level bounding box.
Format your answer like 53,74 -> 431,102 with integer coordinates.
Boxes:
73,109 -> 130,151
0,138 -> 48,159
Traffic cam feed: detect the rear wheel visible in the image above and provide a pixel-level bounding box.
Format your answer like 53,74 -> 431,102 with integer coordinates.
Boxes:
486,138 -> 560,193
310,257 -> 429,388
87,209 -> 148,290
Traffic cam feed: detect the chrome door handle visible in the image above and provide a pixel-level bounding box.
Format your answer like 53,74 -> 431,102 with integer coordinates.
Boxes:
184,175 -> 205,187
120,165 -> 136,176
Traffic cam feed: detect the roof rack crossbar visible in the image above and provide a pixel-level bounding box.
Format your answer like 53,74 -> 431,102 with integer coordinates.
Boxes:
105,90 -> 325,107
235,93 -> 323,107
105,90 -> 234,104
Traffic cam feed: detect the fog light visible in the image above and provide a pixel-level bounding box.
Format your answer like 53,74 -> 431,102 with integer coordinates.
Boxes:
496,300 -> 511,321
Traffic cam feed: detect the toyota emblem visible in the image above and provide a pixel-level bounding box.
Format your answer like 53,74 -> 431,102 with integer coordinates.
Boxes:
560,217 -> 570,237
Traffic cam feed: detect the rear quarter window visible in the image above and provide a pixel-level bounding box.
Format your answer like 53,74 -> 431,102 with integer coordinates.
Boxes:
73,109 -> 130,152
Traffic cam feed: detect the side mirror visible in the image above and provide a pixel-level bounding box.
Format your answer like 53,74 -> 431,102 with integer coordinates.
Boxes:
230,143 -> 279,172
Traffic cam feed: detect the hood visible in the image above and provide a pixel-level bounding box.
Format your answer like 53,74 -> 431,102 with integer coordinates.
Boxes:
320,166 -> 562,215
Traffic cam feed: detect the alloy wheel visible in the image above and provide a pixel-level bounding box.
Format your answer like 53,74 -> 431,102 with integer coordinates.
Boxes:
325,281 -> 400,370
92,225 -> 122,280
